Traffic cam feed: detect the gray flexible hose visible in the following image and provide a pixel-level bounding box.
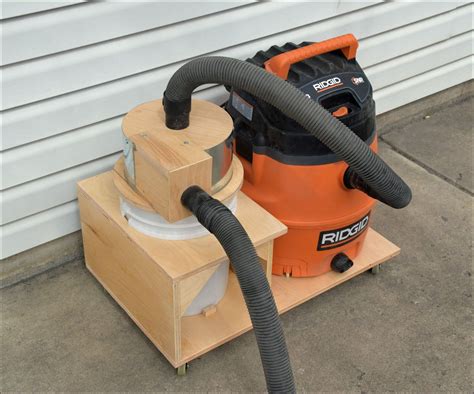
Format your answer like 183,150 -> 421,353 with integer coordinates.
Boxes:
164,56 -> 411,209
181,186 -> 295,393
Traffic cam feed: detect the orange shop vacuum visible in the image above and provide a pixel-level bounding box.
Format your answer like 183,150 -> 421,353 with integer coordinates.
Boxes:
79,34 -> 412,393
225,34 -> 406,277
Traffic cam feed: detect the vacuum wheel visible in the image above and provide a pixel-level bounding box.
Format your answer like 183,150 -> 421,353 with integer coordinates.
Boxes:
370,264 -> 381,275
176,363 -> 189,376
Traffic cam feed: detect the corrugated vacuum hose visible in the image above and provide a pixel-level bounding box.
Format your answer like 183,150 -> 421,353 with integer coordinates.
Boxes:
181,186 -> 296,394
164,56 -> 412,209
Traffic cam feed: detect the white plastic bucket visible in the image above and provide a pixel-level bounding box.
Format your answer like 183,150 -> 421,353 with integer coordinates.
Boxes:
120,196 -> 236,316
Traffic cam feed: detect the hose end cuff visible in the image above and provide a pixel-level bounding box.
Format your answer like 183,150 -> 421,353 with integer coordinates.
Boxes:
163,91 -> 191,130
181,185 -> 210,213
344,167 -> 412,209
395,188 -> 412,209
181,185 -> 232,231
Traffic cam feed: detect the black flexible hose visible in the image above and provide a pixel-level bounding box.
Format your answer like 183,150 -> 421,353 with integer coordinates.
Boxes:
181,186 -> 295,394
163,56 -> 411,209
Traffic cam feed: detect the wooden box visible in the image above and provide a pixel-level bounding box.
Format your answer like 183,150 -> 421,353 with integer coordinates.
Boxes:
78,171 -> 286,368
78,171 -> 400,369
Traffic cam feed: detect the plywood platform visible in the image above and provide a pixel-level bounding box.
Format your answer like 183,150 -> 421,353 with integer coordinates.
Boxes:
181,229 -> 399,364
78,170 -> 400,369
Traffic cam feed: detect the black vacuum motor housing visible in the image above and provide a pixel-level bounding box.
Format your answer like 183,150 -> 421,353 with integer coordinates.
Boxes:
227,41 -> 376,165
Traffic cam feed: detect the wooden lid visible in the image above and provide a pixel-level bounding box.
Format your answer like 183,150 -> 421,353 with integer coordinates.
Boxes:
122,99 -> 233,151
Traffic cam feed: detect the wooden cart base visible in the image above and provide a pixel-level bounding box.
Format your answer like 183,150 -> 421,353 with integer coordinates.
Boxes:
78,171 -> 400,372
179,229 -> 399,369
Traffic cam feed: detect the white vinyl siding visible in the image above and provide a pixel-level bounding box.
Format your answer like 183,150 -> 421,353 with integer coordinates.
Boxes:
1,1 -> 472,258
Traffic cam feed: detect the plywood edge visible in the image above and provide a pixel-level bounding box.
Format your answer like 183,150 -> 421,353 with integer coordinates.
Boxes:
237,192 -> 288,240
256,240 -> 274,285
172,281 -> 182,363
273,228 -> 400,315
77,173 -> 103,192
173,235 -> 282,282
212,156 -> 244,202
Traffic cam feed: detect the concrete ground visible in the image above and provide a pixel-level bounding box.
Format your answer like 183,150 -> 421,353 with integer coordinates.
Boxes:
1,97 -> 472,392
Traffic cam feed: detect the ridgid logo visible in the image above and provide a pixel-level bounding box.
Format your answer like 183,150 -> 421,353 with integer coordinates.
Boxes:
317,214 -> 370,251
313,77 -> 342,93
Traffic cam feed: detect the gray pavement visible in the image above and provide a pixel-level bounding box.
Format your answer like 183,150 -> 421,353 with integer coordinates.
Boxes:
382,98 -> 473,194
1,96 -> 472,392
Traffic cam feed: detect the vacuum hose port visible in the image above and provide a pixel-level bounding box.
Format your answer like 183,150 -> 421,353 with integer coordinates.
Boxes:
331,253 -> 354,273
344,167 -> 386,205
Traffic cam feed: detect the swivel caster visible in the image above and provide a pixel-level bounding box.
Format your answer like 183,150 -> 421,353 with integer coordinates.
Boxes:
176,363 -> 189,376
370,264 -> 381,275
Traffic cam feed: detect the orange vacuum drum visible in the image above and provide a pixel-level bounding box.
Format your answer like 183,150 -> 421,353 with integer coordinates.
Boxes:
226,34 -> 378,277
241,140 -> 377,277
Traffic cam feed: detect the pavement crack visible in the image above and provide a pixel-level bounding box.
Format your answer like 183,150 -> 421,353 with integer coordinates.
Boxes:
379,136 -> 474,197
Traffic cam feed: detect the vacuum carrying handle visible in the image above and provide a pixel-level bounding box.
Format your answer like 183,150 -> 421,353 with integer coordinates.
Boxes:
264,34 -> 358,80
